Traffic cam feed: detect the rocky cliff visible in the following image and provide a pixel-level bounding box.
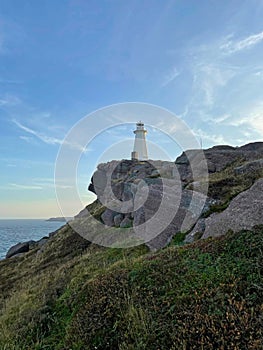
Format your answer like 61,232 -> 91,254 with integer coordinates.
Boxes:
81,141 -> 263,250
5,141 -> 263,258
0,142 -> 262,349
84,159 -> 211,250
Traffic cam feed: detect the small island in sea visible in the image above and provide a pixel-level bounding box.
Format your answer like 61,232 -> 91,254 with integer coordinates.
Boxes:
46,217 -> 73,222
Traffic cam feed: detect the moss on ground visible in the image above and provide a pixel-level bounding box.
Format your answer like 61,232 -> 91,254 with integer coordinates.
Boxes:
0,224 -> 262,349
187,160 -> 263,217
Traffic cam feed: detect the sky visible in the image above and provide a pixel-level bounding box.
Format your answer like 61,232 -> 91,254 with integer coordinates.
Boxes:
0,0 -> 263,218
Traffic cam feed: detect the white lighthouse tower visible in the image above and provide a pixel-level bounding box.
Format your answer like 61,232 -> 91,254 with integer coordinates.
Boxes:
131,121 -> 148,160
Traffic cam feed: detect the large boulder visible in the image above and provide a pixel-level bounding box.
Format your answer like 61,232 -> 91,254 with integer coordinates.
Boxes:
37,237 -> 49,247
132,182 -> 211,250
234,158 -> 263,175
185,178 -> 263,242
120,217 -> 132,228
87,158 -> 215,250
114,213 -> 124,227
86,142 -> 263,250
101,208 -> 118,227
6,242 -> 30,259
175,142 -> 263,183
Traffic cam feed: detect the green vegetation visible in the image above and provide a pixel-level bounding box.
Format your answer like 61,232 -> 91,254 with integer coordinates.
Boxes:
0,224 -> 262,349
84,199 -> 106,221
169,231 -> 187,246
208,161 -> 263,202
188,160 -> 263,217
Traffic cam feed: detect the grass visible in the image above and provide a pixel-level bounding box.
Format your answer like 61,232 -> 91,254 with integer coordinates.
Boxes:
0,156 -> 262,349
186,160 -> 263,217
0,224 -> 262,349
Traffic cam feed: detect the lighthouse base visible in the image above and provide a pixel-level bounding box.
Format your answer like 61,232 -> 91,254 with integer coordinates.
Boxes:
131,151 -> 138,160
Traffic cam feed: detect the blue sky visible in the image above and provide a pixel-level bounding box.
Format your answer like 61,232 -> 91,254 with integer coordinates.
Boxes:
1,0 -> 263,218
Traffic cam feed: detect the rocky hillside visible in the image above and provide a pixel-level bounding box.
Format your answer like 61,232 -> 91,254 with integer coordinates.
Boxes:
84,159 -> 212,250
78,141 -> 263,250
0,225 -> 262,349
0,142 -> 262,349
6,141 -> 263,258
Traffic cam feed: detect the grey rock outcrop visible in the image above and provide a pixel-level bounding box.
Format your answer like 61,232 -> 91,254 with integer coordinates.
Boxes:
6,242 -> 30,258
120,217 -> 132,228
37,237 -> 49,247
85,141 -> 263,250
234,158 -> 263,175
114,214 -> 124,227
101,209 -> 118,227
133,184 -> 214,250
87,159 -> 213,250
175,142 -> 263,182
185,178 -> 263,242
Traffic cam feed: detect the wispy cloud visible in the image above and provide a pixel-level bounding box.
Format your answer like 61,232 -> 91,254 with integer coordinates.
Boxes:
180,29 -> 263,148
0,79 -> 23,84
0,94 -> 21,106
0,31 -> 4,54
0,178 -> 74,191
33,177 -> 89,190
33,177 -> 73,189
221,31 -> 263,54
212,114 -> 231,124
193,128 -> 228,145
1,157 -> 53,169
227,102 -> 263,136
13,119 -> 89,153
162,67 -> 180,87
254,70 -> 263,78
13,119 -> 63,145
191,63 -> 236,108
8,183 -> 43,190
19,135 -> 34,143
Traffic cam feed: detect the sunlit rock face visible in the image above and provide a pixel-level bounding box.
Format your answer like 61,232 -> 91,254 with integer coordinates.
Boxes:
87,159 -> 211,250
185,178 -> 263,242
85,141 -> 263,250
175,142 -> 263,182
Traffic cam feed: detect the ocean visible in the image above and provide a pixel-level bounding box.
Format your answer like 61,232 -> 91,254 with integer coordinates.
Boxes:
0,219 -> 65,260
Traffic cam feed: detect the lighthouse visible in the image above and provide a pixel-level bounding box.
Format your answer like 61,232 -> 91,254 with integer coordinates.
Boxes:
131,121 -> 148,160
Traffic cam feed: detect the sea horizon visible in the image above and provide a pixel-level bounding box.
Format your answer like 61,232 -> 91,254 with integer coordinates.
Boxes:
0,218 -> 50,220
0,219 -> 65,259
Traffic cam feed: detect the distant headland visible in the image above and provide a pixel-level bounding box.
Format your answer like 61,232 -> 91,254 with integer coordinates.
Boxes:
46,217 -> 73,222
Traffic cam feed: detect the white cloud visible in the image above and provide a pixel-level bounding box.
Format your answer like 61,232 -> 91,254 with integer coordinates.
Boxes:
0,32 -> 4,54
8,183 -> 43,190
213,114 -> 231,124
0,94 -> 21,106
221,31 -> 263,54
193,128 -> 229,145
13,119 -> 89,153
0,79 -> 22,84
241,107 -> 263,136
0,178 -> 74,191
14,119 -> 63,145
162,67 -> 180,87
254,71 -> 263,78
192,64 -> 236,108
1,157 -> 53,169
181,31 -> 263,148
19,135 -> 34,143
36,182 -> 73,189
224,102 -> 263,138
34,180 -> 73,190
